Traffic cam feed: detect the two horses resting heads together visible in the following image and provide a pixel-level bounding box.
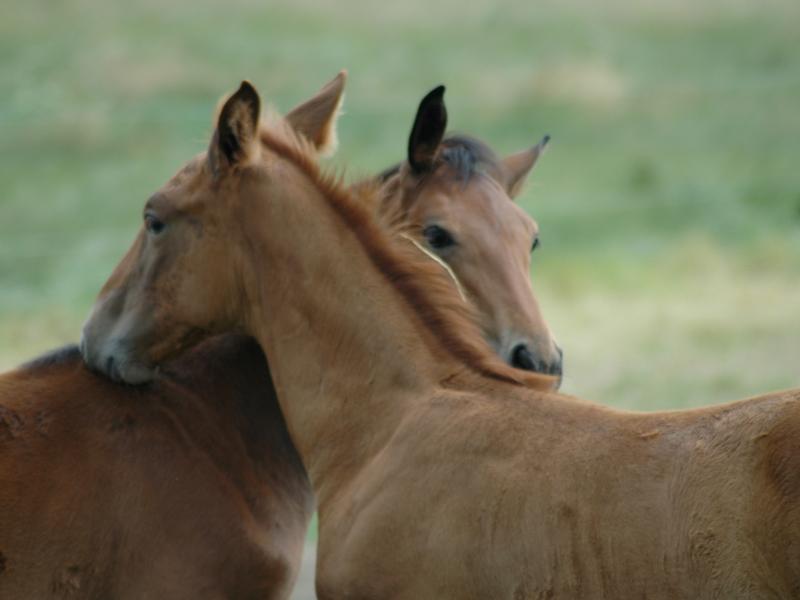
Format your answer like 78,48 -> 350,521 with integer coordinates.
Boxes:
2,71 -> 799,599
81,74 -> 562,386
1,71 -> 557,598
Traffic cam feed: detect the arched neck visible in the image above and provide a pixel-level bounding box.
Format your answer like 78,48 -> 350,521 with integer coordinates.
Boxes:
239,166 -> 464,507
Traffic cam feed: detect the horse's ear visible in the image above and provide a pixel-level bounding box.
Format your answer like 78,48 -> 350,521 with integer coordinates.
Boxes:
408,85 -> 447,173
286,70 -> 347,157
501,135 -> 550,199
210,81 -> 261,173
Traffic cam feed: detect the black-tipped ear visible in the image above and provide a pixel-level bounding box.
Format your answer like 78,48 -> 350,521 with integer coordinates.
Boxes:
502,135 -> 550,199
211,81 -> 261,171
407,85 -> 447,173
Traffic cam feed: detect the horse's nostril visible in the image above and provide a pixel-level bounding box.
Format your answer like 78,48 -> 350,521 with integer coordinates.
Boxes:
511,344 -> 536,371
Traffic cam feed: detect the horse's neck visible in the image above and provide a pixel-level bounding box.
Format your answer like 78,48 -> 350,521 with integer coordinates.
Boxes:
243,172 -> 442,504
163,336 -> 309,488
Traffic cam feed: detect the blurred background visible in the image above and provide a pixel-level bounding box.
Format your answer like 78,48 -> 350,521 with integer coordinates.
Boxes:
1,0 -> 799,411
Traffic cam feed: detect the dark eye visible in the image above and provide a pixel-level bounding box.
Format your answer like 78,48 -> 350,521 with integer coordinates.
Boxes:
423,225 -> 456,250
531,237 -> 541,253
144,213 -> 166,235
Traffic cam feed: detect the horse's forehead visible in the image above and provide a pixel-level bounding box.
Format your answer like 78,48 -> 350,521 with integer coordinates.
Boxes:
158,155 -> 209,202
419,176 -> 532,234
175,154 -> 205,180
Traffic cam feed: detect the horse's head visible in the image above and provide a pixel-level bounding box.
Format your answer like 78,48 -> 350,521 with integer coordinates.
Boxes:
378,86 -> 562,378
80,73 -> 346,384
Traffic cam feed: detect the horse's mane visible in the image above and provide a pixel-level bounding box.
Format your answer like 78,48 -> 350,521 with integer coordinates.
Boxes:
258,116 -> 555,390
376,134 -> 504,186
439,134 -> 505,183
18,344 -> 81,372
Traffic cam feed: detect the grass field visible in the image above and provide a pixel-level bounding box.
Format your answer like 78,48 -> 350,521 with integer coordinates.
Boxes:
1,0 -> 799,410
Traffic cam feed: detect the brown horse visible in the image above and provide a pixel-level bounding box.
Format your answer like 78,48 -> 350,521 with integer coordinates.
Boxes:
366,86 -> 561,375
0,336 -> 312,599
0,73 -> 348,600
83,79 -> 800,599
1,75 -> 561,598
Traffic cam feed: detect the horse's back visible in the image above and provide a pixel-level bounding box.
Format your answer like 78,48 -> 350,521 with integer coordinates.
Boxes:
317,384 -> 800,599
0,338 -> 311,599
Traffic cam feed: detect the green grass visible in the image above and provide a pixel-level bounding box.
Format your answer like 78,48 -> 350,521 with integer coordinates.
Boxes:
1,0 -> 799,410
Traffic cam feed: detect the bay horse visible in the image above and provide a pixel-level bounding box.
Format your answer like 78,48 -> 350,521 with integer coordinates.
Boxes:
1,74 -> 562,598
0,336 -> 311,599
0,69 -> 356,599
362,85 -> 561,375
82,79 -> 800,599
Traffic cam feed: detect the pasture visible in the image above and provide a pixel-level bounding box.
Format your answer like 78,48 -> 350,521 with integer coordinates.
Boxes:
1,0 -> 799,412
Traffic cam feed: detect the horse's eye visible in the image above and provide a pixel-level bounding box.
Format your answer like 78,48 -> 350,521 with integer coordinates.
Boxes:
144,213 -> 166,235
531,237 -> 541,253
423,225 -> 456,250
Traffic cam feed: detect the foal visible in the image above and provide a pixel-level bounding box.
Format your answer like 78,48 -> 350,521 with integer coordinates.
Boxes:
364,86 -> 561,375
0,336 -> 310,599
2,75 -> 561,598
0,73 -> 349,599
83,80 -> 800,599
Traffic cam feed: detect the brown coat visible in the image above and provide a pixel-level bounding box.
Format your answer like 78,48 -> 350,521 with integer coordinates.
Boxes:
80,80 -> 800,599
0,336 -> 311,599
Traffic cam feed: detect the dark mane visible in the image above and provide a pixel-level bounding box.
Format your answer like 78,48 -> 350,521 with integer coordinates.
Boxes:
377,163 -> 400,183
439,134 -> 503,183
259,119 -> 555,390
18,344 -> 81,372
378,134 -> 504,186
